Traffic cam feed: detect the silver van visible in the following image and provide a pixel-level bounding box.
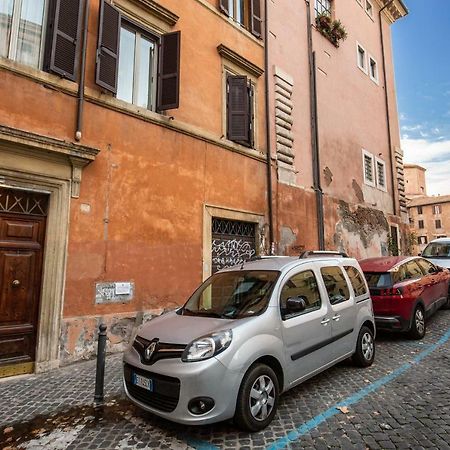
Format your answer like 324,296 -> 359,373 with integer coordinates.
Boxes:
123,252 -> 375,431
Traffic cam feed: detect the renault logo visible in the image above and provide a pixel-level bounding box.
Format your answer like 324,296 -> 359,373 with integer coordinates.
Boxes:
144,341 -> 158,361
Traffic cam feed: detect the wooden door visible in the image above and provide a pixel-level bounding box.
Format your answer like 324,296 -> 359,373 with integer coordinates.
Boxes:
0,188 -> 48,377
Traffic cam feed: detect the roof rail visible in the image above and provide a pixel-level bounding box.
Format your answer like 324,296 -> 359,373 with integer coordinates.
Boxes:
299,250 -> 349,259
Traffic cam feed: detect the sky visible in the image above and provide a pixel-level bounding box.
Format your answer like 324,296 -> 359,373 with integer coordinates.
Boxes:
392,0 -> 450,196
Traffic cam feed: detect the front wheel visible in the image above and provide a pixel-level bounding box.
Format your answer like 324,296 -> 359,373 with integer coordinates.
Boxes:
443,286 -> 450,310
234,364 -> 279,432
408,305 -> 426,339
352,326 -> 375,367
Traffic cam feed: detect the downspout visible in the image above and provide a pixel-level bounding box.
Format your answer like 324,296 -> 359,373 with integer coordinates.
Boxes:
264,0 -> 275,254
306,0 -> 325,250
75,0 -> 90,141
379,0 -> 397,216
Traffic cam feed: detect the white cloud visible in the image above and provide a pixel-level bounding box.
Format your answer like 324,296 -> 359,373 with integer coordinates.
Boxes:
401,138 -> 450,196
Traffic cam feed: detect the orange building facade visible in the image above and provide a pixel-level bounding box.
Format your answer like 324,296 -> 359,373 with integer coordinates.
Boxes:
0,0 -> 408,375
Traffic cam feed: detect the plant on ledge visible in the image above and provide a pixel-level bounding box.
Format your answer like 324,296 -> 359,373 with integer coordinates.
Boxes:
315,13 -> 348,47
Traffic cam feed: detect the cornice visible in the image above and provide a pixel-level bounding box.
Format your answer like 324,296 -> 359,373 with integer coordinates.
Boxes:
376,0 -> 408,23
124,0 -> 179,26
217,44 -> 264,78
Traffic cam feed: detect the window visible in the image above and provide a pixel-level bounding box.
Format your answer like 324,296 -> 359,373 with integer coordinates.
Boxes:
226,75 -> 254,147
357,43 -> 367,73
436,219 -> 442,229
365,0 -> 374,18
315,0 -> 332,17
117,23 -> 157,110
96,1 -> 180,112
369,56 -> 378,83
0,0 -> 46,69
433,205 -> 442,215
417,206 -> 423,215
280,270 -> 321,319
344,266 -> 367,297
418,236 -> 428,245
362,150 -> 375,186
403,260 -> 423,280
321,266 -> 350,305
416,258 -> 436,276
1,0 -> 83,81
219,0 -> 262,38
376,158 -> 386,190
418,220 -> 424,229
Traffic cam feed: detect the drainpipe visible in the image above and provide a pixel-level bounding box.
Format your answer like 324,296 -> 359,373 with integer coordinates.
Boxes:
305,0 -> 325,250
264,0 -> 275,253
75,0 -> 90,141
379,0 -> 397,216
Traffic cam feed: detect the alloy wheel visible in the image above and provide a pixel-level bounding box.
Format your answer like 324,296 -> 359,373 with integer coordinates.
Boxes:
361,332 -> 374,361
248,375 -> 276,421
415,308 -> 425,335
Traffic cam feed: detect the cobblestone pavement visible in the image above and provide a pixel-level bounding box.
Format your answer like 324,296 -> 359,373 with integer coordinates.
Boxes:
1,309 -> 449,450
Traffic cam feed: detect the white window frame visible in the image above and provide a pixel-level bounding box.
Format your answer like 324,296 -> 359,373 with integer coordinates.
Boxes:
365,0 -> 374,18
369,55 -> 379,84
418,236 -> 428,245
356,42 -> 368,74
362,149 -> 375,187
2,0 -> 48,69
356,0 -> 363,6
375,157 -> 387,191
433,204 -> 442,215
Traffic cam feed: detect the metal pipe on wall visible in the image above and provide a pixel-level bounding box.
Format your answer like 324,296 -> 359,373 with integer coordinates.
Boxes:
75,0 -> 90,141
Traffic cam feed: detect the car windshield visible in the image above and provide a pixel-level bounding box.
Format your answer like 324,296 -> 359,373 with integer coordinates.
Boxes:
180,270 -> 279,319
363,272 -> 392,288
422,242 -> 450,258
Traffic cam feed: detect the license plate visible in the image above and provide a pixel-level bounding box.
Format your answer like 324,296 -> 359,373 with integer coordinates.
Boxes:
132,373 -> 153,391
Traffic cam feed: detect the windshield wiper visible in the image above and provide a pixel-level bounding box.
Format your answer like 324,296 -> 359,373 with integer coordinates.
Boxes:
182,308 -> 226,318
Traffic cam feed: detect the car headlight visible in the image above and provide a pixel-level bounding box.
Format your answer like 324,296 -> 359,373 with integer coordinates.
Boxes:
182,330 -> 233,362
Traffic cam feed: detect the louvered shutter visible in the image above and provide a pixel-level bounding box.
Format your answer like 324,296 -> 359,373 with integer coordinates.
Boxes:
46,0 -> 83,80
250,0 -> 262,38
157,31 -> 181,111
219,0 -> 229,15
95,0 -> 121,93
227,75 -> 250,143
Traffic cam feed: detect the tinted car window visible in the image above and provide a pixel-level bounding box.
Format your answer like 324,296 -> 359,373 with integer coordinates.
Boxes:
280,270 -> 321,319
364,272 -> 392,287
344,266 -> 368,297
321,266 -> 350,305
416,258 -> 437,276
404,261 -> 423,280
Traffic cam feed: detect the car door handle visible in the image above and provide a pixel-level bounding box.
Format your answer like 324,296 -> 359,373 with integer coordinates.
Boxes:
332,315 -> 341,321
320,318 -> 330,325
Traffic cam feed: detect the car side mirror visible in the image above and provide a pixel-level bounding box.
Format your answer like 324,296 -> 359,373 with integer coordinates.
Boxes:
286,296 -> 307,312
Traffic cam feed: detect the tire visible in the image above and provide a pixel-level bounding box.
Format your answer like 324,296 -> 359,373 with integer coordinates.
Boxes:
352,326 -> 375,367
407,305 -> 426,340
443,286 -> 450,310
234,364 -> 279,432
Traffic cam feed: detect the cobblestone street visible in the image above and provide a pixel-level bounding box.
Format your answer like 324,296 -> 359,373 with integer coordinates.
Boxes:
1,309 -> 449,450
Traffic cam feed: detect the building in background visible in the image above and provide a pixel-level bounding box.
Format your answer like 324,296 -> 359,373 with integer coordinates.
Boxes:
267,0 -> 408,259
404,163 -> 427,200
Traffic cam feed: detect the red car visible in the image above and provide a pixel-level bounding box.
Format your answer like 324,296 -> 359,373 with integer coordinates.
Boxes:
359,256 -> 450,339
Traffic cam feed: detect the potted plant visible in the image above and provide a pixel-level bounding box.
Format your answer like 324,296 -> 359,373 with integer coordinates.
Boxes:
315,13 -> 348,47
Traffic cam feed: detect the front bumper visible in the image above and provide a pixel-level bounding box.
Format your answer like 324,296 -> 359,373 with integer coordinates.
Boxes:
122,347 -> 243,425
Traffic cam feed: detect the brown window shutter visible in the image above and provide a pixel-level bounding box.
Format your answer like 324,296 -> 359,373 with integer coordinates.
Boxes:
227,75 -> 250,144
219,0 -> 229,15
46,0 -> 83,81
157,31 -> 181,111
250,0 -> 262,38
95,0 -> 121,94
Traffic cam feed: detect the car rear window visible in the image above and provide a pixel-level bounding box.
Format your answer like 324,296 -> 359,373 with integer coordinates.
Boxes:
363,272 -> 392,288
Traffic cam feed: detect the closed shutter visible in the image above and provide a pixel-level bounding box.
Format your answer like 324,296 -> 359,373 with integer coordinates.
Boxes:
96,0 -> 121,93
46,0 -> 83,80
219,0 -> 229,15
227,75 -> 250,143
250,0 -> 262,38
157,31 -> 181,111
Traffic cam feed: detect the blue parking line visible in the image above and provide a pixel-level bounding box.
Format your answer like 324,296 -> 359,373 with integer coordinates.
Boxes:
185,437 -> 220,450
267,327 -> 450,450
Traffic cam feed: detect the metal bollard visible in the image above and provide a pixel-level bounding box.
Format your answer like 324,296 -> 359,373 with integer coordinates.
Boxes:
94,323 -> 107,404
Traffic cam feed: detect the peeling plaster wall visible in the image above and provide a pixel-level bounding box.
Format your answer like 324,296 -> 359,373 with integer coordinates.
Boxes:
59,310 -> 166,365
